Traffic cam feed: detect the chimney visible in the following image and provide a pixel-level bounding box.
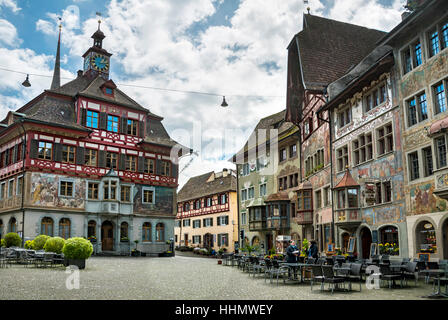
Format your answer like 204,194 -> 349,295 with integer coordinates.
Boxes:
222,168 -> 228,177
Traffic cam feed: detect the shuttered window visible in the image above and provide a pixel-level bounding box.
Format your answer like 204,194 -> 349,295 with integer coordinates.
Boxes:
106,152 -> 118,169
62,145 -> 76,164
126,155 -> 137,172
38,141 -> 53,160
86,110 -> 99,129
84,149 -> 97,166
144,158 -> 155,174
127,119 -> 138,136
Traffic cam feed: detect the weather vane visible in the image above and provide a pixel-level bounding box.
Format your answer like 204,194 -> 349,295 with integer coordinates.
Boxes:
96,12 -> 102,29
304,0 -> 310,14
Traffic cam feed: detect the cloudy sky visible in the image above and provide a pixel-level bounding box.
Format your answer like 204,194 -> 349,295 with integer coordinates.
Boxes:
0,0 -> 406,188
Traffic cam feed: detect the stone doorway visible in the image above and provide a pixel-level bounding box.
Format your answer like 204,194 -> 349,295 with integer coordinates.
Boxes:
360,227 -> 372,259
101,221 -> 114,251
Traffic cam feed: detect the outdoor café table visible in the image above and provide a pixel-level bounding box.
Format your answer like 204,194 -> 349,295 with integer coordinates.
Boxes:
333,266 -> 351,276
420,269 -> 448,299
280,262 -> 308,283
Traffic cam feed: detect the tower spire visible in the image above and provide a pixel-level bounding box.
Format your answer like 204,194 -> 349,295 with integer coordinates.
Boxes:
50,20 -> 62,90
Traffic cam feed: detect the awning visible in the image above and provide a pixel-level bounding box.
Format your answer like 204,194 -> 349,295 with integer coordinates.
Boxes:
429,116 -> 448,136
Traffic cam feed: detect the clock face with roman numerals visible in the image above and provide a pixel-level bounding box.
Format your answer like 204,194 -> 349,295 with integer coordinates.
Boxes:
91,54 -> 109,72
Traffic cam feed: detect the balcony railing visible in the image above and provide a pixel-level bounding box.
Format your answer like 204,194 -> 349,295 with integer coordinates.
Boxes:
294,211 -> 313,225
335,208 -> 362,226
249,218 -> 267,231
266,216 -> 289,230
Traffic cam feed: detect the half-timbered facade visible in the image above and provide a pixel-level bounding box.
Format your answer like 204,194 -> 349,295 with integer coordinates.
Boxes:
175,169 -> 237,252
0,23 -> 185,256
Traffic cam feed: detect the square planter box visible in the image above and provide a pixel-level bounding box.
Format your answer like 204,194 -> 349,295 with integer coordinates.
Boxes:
64,259 -> 86,270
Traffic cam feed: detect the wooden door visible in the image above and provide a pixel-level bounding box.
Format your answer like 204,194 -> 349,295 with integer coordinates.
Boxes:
101,222 -> 114,251
266,234 -> 273,252
184,234 -> 189,247
361,228 -> 372,259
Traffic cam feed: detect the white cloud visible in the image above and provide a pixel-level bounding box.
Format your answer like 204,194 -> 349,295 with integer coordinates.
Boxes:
0,0 -> 20,13
323,0 -> 406,31
0,19 -> 20,46
1,0 -> 406,188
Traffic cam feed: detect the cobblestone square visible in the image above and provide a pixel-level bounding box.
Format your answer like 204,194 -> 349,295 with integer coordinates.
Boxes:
0,256 -> 437,300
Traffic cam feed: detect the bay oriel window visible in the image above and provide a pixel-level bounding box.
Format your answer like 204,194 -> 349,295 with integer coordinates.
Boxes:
334,169 -> 360,223
103,180 -> 118,200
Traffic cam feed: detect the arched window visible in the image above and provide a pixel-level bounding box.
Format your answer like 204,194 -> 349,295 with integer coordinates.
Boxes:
379,226 -> 399,255
9,217 -> 17,233
156,223 -> 165,242
88,220 -> 96,240
416,221 -> 437,254
120,222 -> 129,241
142,222 -> 151,242
59,218 -> 71,239
41,217 -> 54,236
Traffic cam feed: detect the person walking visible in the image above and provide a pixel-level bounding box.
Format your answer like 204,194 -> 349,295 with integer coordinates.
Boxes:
308,240 -> 318,260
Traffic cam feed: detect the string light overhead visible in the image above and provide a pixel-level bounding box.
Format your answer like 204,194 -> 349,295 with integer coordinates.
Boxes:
0,66 -> 284,107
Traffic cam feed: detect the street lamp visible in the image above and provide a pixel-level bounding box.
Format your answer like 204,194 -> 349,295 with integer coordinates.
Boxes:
22,74 -> 31,87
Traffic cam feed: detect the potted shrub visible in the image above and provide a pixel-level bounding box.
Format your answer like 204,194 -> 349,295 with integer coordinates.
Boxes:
32,235 -> 51,250
44,237 -> 66,254
24,240 -> 33,249
62,237 -> 93,269
131,240 -> 141,256
4,232 -> 22,248
0,239 -> 6,248
88,236 -> 97,243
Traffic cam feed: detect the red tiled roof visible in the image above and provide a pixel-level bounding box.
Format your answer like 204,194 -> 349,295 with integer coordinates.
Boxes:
265,191 -> 290,202
334,169 -> 359,189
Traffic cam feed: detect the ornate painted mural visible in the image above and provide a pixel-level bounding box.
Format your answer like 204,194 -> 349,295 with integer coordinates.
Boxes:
134,185 -> 174,215
409,182 -> 448,215
30,173 -> 85,209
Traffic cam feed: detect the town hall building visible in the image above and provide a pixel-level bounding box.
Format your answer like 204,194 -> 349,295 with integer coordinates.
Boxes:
0,22 -> 185,256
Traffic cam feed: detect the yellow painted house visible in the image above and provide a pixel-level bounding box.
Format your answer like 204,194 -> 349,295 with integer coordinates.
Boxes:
175,169 -> 238,252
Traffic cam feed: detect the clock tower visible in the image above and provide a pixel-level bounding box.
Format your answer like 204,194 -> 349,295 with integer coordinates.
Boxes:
82,20 -> 112,79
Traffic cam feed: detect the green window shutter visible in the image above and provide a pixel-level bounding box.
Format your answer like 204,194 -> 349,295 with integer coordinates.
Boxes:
119,153 -> 126,171
156,159 -> 162,175
98,150 -> 106,168
139,121 -> 145,137
137,156 -> 145,173
76,147 -> 85,165
81,108 -> 87,126
29,140 -> 39,159
99,112 -> 107,130
225,216 -> 229,225
172,162 -> 178,178
121,117 -> 128,134
12,145 -> 18,163
53,143 -> 62,162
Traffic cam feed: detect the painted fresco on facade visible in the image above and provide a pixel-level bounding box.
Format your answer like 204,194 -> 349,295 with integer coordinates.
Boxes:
400,51 -> 448,98
409,182 -> 448,215
134,185 -> 174,215
363,204 -> 405,226
30,173 -> 85,209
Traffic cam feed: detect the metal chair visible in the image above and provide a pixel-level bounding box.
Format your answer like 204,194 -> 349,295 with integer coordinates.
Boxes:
402,261 -> 418,287
322,265 -> 346,294
310,265 -> 324,291
379,264 -> 403,289
268,259 -> 289,286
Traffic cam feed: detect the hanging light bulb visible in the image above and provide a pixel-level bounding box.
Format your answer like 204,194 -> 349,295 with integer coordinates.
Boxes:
22,74 -> 31,87
221,96 -> 228,107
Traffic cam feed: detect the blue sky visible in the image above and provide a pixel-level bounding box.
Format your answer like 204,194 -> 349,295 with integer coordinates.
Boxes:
0,0 -> 406,187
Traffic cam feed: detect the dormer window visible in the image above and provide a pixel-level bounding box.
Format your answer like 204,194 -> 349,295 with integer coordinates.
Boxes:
105,87 -> 114,96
